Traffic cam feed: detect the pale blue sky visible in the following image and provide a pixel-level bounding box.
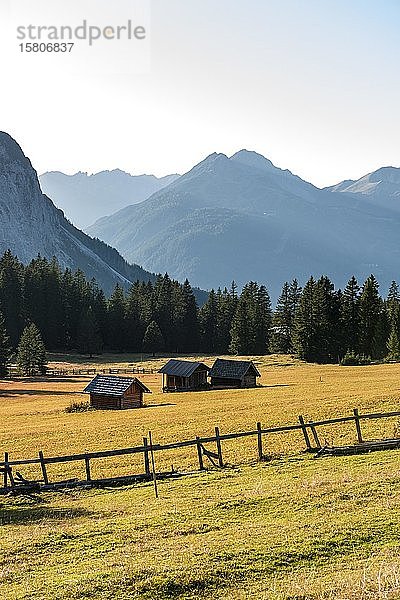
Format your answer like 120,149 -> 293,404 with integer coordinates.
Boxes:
1,0 -> 400,186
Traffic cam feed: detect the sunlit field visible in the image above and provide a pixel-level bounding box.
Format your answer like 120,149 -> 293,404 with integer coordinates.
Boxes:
2,354 -> 400,599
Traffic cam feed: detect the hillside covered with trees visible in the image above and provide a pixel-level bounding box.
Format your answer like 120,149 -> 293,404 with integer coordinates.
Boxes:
0,250 -> 399,365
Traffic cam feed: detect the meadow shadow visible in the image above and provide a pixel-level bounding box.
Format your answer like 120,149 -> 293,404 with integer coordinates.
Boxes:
0,506 -> 91,526
1,389 -> 82,397
144,402 -> 176,408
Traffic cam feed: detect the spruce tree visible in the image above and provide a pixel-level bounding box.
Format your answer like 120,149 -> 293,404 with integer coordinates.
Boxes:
359,275 -> 382,359
77,306 -> 103,357
254,284 -> 272,354
293,277 -> 317,361
229,298 -> 249,355
107,284 -> 127,352
179,279 -> 200,353
387,315 -> 400,360
0,310 -> 11,378
272,279 -> 302,354
341,276 -> 360,354
0,250 -> 23,347
199,290 -> 218,352
142,321 -> 164,356
17,324 -> 47,376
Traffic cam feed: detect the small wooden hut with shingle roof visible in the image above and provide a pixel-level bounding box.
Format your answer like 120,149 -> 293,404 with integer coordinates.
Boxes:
83,375 -> 151,409
158,359 -> 210,392
209,359 -> 260,389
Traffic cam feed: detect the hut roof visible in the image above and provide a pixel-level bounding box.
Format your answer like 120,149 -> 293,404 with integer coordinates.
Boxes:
209,359 -> 261,379
158,359 -> 210,377
83,375 -> 151,396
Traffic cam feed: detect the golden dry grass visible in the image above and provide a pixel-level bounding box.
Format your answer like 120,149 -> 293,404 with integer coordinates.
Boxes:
2,354 -> 400,600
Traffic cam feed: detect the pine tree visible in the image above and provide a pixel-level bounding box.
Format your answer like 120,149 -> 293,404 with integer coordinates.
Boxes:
293,277 -> 317,361
142,321 -> 164,356
254,284 -> 272,354
341,276 -> 360,355
179,279 -> 200,353
199,290 -> 218,352
0,250 -> 24,347
215,287 -> 238,353
77,306 -> 103,357
154,274 -> 174,351
107,284 -> 127,352
229,298 -> 249,355
387,323 -> 400,360
0,310 -> 11,378
272,279 -> 302,354
359,275 -> 382,359
387,281 -> 400,323
17,324 -> 47,376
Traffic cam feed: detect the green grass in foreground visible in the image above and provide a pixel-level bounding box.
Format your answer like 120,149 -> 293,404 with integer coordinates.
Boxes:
2,451 -> 400,600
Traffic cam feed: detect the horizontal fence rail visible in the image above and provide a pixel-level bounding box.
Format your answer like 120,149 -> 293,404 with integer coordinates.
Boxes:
6,366 -> 155,378
2,407 -> 400,493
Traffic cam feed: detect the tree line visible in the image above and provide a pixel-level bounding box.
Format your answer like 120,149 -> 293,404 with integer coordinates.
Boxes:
0,250 -> 400,374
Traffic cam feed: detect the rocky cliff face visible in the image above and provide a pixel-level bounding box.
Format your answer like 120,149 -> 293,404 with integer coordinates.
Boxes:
0,132 -> 154,294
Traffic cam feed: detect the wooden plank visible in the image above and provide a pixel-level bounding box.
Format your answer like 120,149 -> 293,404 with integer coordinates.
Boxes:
3,452 -> 8,489
358,411 -> 400,420
148,431 -> 159,499
215,427 -> 224,468
353,408 -> 363,443
85,457 -> 91,481
196,437 -> 204,471
298,415 -> 312,451
143,437 -> 150,476
38,451 -> 49,485
257,422 -> 263,460
309,423 -> 321,449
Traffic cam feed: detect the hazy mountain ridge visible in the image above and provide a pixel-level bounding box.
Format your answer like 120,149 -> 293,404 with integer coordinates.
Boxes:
325,166 -> 400,214
39,169 -> 180,228
87,150 -> 400,300
0,132 -> 156,294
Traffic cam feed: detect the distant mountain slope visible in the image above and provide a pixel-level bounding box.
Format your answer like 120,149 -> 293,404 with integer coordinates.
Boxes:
325,166 -> 400,214
0,132 -> 155,294
87,150 -> 400,300
39,169 -> 180,228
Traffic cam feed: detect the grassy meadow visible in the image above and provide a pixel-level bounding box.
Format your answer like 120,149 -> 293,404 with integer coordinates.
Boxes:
1,354 -> 400,599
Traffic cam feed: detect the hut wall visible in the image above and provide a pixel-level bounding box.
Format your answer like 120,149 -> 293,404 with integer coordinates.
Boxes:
243,374 -> 257,387
90,394 -> 120,410
210,377 -> 240,388
121,382 -> 143,408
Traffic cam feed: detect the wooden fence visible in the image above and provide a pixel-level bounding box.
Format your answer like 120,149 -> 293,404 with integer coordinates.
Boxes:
2,407 -> 400,493
7,366 -> 155,378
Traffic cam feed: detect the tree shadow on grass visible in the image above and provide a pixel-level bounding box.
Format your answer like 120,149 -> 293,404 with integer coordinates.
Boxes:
1,389 -> 83,397
258,384 -> 293,389
144,402 -> 176,408
0,506 -> 91,526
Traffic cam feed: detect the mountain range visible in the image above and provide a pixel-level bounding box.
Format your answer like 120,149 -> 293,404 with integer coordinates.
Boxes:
87,150 -> 400,300
39,169 -> 179,228
0,132 -> 155,294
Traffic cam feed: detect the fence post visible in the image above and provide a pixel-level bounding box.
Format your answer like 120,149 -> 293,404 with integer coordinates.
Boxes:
309,422 -> 321,449
38,450 -> 49,485
143,437 -> 151,476
148,431 -> 159,499
215,427 -> 224,467
196,437 -> 204,470
298,415 -> 312,451
84,456 -> 91,481
353,408 -> 363,444
3,452 -> 8,489
257,422 -> 263,461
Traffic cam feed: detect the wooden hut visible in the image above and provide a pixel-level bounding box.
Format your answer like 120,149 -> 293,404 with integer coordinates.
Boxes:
209,359 -> 260,388
158,359 -> 210,392
83,375 -> 151,409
